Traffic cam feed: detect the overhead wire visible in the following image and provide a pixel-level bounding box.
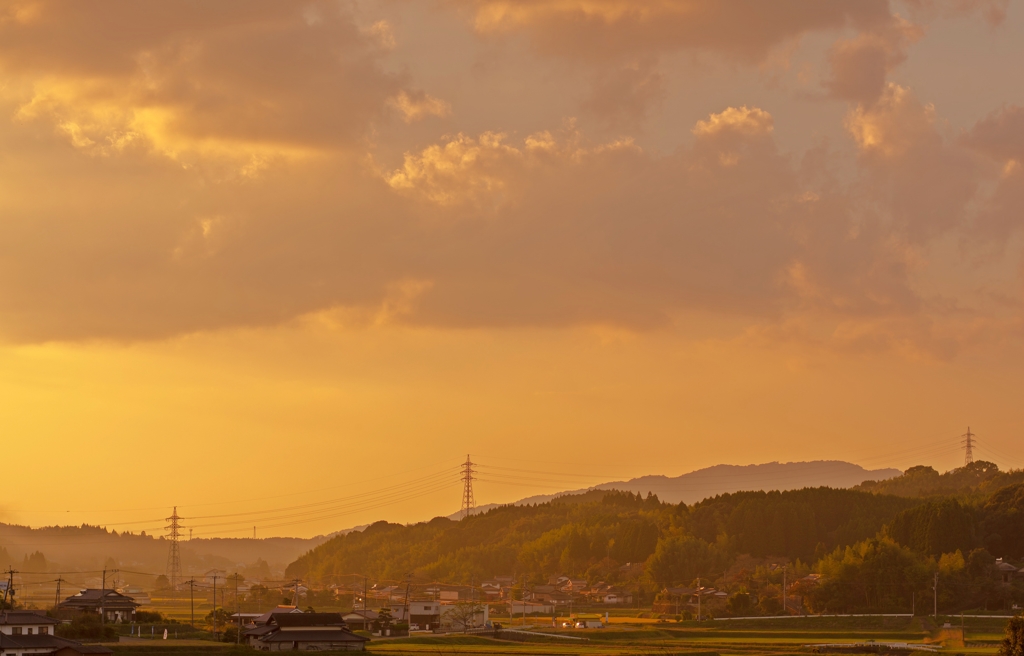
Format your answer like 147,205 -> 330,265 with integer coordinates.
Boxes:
184,476 -> 460,531
186,470 -> 460,524
3,437 -> 1009,542
17,455 -> 460,517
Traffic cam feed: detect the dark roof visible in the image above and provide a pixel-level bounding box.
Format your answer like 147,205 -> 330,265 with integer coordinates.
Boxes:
270,612 -> 345,628
0,610 -> 61,625
243,625 -> 277,637
0,633 -> 113,654
59,589 -> 138,610
261,629 -> 367,643
252,606 -> 304,625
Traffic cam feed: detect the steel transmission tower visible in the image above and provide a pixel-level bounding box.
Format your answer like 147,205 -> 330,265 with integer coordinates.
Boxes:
165,507 -> 184,590
460,455 -> 476,519
961,427 -> 976,465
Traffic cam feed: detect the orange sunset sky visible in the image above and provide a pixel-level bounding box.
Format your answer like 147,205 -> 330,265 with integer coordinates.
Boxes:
1,0 -> 1023,538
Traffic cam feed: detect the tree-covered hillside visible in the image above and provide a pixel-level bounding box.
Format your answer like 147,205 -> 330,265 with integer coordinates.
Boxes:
286,470 -> 1024,614
285,487 -> 921,586
855,460 -> 1024,498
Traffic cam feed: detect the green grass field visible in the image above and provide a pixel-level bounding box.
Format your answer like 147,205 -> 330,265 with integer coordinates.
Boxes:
82,612 -> 1013,656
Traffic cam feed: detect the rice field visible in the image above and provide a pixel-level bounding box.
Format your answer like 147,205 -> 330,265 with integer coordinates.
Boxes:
73,610 -> 1019,656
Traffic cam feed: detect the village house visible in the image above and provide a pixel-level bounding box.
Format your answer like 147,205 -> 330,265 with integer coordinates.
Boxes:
340,610 -> 377,632
367,585 -> 402,603
244,612 -> 367,651
478,581 -> 503,600
423,585 -> 466,601
0,612 -> 58,638
0,611 -> 113,656
599,588 -> 633,605
585,583 -> 633,605
533,589 -> 572,606
509,600 -> 554,615
230,613 -> 263,627
248,606 -> 304,626
995,558 -> 1022,584
529,584 -> 556,598
618,562 -> 644,577
57,589 -> 139,623
559,579 -> 588,594
404,601 -> 441,631
439,602 -> 489,631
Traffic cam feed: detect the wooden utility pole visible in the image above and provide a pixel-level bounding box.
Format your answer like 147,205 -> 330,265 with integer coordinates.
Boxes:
697,577 -> 701,623
782,566 -> 787,616
235,575 -> 240,645
523,580 -> 528,627
403,576 -> 411,630
185,579 -> 196,629
2,568 -> 16,609
54,576 -> 65,611
212,575 -> 219,638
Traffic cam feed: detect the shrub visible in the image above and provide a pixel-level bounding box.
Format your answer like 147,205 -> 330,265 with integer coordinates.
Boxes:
56,614 -> 117,640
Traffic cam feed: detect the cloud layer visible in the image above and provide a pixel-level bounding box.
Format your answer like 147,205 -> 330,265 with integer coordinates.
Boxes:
0,0 -> 1021,358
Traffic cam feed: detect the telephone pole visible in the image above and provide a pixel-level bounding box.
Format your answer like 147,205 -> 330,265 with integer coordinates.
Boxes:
212,575 -> 219,638
933,572 -> 938,618
185,579 -> 196,629
697,576 -> 701,623
523,579 -> 528,627
165,508 -> 184,591
3,568 -> 16,609
961,428 -> 976,466
461,455 -> 476,519
100,568 -> 118,625
403,575 -> 411,628
782,565 -> 787,616
235,575 -> 240,645
54,576 -> 65,610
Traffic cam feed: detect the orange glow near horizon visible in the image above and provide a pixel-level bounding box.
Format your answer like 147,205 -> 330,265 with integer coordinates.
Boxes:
1,0 -> 1023,538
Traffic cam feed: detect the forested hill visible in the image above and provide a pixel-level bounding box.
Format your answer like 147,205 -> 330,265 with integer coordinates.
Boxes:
460,461 -> 901,514
0,523 -> 324,577
854,460 -> 1024,498
594,461 -> 902,504
285,486 -> 923,585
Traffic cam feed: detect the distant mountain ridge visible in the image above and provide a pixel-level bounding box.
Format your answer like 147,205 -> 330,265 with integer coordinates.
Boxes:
452,460 -> 901,518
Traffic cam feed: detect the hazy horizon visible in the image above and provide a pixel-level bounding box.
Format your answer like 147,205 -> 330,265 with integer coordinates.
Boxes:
0,457 -> 978,539
1,1 -> 1022,541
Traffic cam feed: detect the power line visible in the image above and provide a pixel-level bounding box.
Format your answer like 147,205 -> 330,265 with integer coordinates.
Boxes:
17,456 -> 461,516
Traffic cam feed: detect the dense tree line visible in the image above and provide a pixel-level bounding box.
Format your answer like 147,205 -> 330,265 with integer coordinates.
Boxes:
288,490 -> 675,585
855,461 -> 1024,499
286,468 -> 1024,614
286,487 -> 921,587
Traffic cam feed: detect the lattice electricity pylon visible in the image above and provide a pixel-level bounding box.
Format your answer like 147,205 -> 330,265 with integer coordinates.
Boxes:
961,427 -> 976,466
165,507 -> 184,591
461,455 -> 476,519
